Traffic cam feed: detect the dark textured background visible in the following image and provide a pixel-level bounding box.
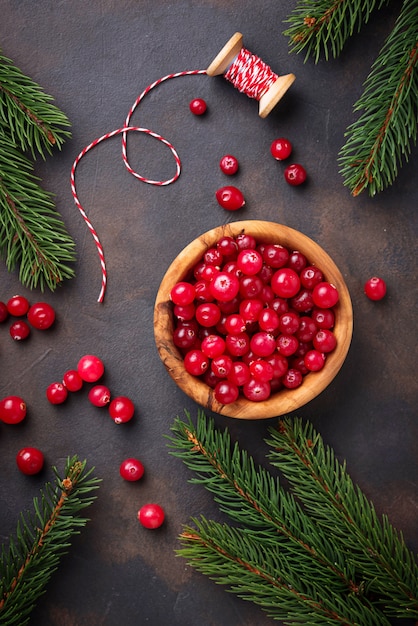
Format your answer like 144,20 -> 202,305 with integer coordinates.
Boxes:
0,2 -> 417,625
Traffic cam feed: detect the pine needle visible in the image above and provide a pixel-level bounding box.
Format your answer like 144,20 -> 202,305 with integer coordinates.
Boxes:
0,456 -> 100,626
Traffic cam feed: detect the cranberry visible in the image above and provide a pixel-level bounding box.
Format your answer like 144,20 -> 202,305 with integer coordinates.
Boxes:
284,163 -> 307,186
270,137 -> 292,160
311,307 -> 335,329
225,332 -> 250,357
282,368 -> 303,389
304,350 -> 326,372
313,329 -> 337,353
189,98 -> 207,115
0,301 -> 9,322
209,272 -> 240,302
239,298 -> 263,323
237,249 -> 263,276
173,324 -> 198,349
77,355 -> 105,382
16,447 -> 44,475
312,282 -> 339,308
271,268 -> 301,298
288,251 -> 307,273
236,234 -> 256,250
243,378 -> 271,402
10,320 -> 30,340
201,334 -> 226,358
214,380 -> 239,404
262,244 -> 289,268
219,154 -> 239,175
184,349 -> 209,376
46,382 -> 68,405
108,396 -> 135,424
120,458 -> 145,481
211,354 -> 233,378
7,295 -> 30,317
138,503 -> 165,529
215,186 -> 245,211
249,360 -> 274,382
258,308 -> 280,333
364,276 -> 386,301
217,236 -> 238,257
62,369 -> 84,392
276,334 -> 299,357
88,384 -> 111,407
170,282 -> 196,306
195,302 -> 221,327
228,361 -> 251,386
250,332 -> 276,357
0,395 -> 26,424
27,302 -> 55,329
300,266 -> 323,289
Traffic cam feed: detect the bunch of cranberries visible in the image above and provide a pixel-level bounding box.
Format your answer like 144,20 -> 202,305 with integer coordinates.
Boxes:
170,233 -> 341,405
0,295 -> 55,340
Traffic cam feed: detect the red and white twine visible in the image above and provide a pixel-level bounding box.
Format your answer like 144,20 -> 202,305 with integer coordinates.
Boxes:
70,53 -> 281,302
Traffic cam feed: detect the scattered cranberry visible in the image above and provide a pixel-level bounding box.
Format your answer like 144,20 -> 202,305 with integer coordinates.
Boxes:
88,384 -> 111,407
189,98 -> 207,115
284,163 -> 307,186
0,301 -> 8,323
27,302 -> 55,329
0,395 -> 27,424
46,382 -> 68,405
138,503 -> 165,529
9,320 -> 31,340
215,186 -> 245,211
16,447 -> 44,475
62,369 -> 84,392
219,154 -> 239,175
364,276 -> 386,301
109,396 -> 135,424
270,137 -> 292,160
6,295 -> 30,317
120,458 -> 145,481
77,355 -> 105,382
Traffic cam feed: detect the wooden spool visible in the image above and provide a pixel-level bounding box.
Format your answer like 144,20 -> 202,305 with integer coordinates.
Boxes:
206,32 -> 295,118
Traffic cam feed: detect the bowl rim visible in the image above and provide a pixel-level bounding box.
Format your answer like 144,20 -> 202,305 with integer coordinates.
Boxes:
154,220 -> 353,419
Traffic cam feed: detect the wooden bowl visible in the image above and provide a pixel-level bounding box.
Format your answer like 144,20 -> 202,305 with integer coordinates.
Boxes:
154,220 -> 353,419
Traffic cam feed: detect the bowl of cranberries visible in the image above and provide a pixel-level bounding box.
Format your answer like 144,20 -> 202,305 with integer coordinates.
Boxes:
154,220 -> 353,419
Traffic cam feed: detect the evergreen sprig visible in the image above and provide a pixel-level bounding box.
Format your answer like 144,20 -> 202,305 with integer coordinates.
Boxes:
0,52 -> 71,158
338,0 -> 418,196
0,456 -> 100,626
283,0 -> 418,196
283,0 -> 388,63
168,411 -> 418,625
0,50 -> 76,290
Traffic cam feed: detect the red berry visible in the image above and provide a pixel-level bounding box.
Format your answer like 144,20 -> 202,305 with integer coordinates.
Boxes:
9,320 -> 30,340
284,163 -> 307,186
243,378 -> 271,402
16,447 -> 44,475
219,154 -> 239,175
0,395 -> 27,424
0,301 -> 9,323
214,380 -> 239,404
170,282 -> 196,306
62,369 -> 84,392
120,458 -> 145,481
109,396 -> 135,424
138,503 -> 165,529
304,350 -> 326,372
189,98 -> 207,115
270,137 -> 292,160
77,355 -> 105,382
271,268 -> 301,298
215,186 -> 245,211
312,282 -> 339,308
7,295 -> 30,317
209,272 -> 240,302
364,276 -> 386,301
88,384 -> 111,407
46,382 -> 68,405
27,302 -> 55,329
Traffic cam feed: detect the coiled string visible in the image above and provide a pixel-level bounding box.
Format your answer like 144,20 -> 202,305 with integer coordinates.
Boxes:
224,47 -> 279,100
70,48 -> 286,303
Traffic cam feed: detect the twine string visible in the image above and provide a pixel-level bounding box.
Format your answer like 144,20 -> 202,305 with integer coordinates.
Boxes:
70,50 -> 280,303
224,47 -> 279,101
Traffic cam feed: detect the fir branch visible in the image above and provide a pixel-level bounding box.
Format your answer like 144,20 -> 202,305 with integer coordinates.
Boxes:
0,51 -> 71,159
0,456 -> 100,626
168,411 -> 398,625
283,0 -> 389,62
0,135 -> 76,291
266,418 -> 418,620
338,0 -> 418,195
